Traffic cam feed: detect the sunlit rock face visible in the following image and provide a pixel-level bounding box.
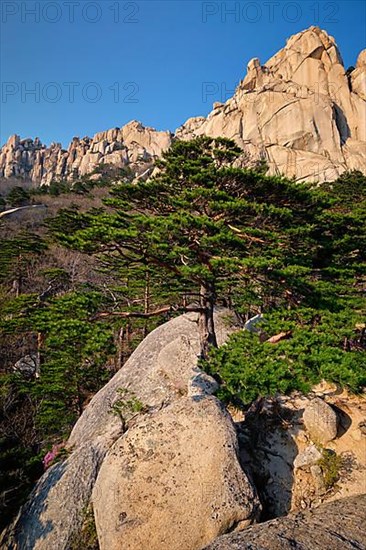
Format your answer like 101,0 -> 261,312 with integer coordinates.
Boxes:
176,26 -> 366,183
0,121 -> 172,185
1,27 -> 365,185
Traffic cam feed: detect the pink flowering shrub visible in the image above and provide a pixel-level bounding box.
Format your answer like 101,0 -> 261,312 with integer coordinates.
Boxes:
43,443 -> 65,469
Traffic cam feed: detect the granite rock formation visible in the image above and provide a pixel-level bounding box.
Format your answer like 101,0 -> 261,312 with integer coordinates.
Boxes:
1,27 -> 365,185
93,396 -> 259,550
2,315 -> 365,549
0,311 -> 238,549
177,26 -> 366,182
0,121 -> 172,185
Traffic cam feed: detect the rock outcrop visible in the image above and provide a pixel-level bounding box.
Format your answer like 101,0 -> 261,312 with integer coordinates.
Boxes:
93,396 -> 259,550
68,310 -> 233,449
2,312 -> 365,549
0,121 -> 172,185
0,311 -> 239,549
238,389 -> 366,518
177,27 -> 366,182
2,436 -> 110,550
1,27 -> 365,185
203,493 -> 366,549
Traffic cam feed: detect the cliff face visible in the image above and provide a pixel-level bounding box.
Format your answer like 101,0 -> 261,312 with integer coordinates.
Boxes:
0,121 -> 172,185
177,26 -> 366,182
1,27 -> 365,185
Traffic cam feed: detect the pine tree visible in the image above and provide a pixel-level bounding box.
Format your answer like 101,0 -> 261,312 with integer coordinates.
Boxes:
49,137 -> 324,357
6,187 -> 31,208
204,171 -> 366,405
0,231 -> 46,295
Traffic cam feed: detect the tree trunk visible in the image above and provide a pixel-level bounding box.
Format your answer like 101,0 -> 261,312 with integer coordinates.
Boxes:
12,278 -> 21,297
126,321 -> 131,358
116,326 -> 125,371
198,283 -> 218,359
14,253 -> 23,297
36,332 -> 44,379
143,271 -> 150,338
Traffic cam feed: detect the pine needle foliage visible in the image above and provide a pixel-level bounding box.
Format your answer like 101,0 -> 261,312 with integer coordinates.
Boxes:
203,170 -> 366,406
48,137 -> 328,355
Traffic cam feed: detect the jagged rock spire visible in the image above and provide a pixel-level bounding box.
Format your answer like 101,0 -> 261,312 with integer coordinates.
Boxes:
1,27 -> 365,184
177,26 -> 366,182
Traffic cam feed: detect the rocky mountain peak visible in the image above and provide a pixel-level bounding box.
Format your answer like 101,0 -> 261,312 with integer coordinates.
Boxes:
242,26 -> 344,91
177,26 -> 366,182
1,27 -> 365,185
0,121 -> 172,185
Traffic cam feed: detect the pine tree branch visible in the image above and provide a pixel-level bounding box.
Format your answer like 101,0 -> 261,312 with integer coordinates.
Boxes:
93,304 -> 205,320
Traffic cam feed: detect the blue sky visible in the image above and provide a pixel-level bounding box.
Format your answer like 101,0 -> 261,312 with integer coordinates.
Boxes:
1,0 -> 365,146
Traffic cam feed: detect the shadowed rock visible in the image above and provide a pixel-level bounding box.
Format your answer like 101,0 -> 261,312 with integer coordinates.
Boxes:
203,494 -> 366,549
0,436 -> 109,550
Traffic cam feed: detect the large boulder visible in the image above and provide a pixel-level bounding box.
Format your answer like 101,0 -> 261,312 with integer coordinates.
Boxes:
203,494 -> 366,549
93,396 -> 259,550
1,311 -> 235,549
68,310 -> 233,448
